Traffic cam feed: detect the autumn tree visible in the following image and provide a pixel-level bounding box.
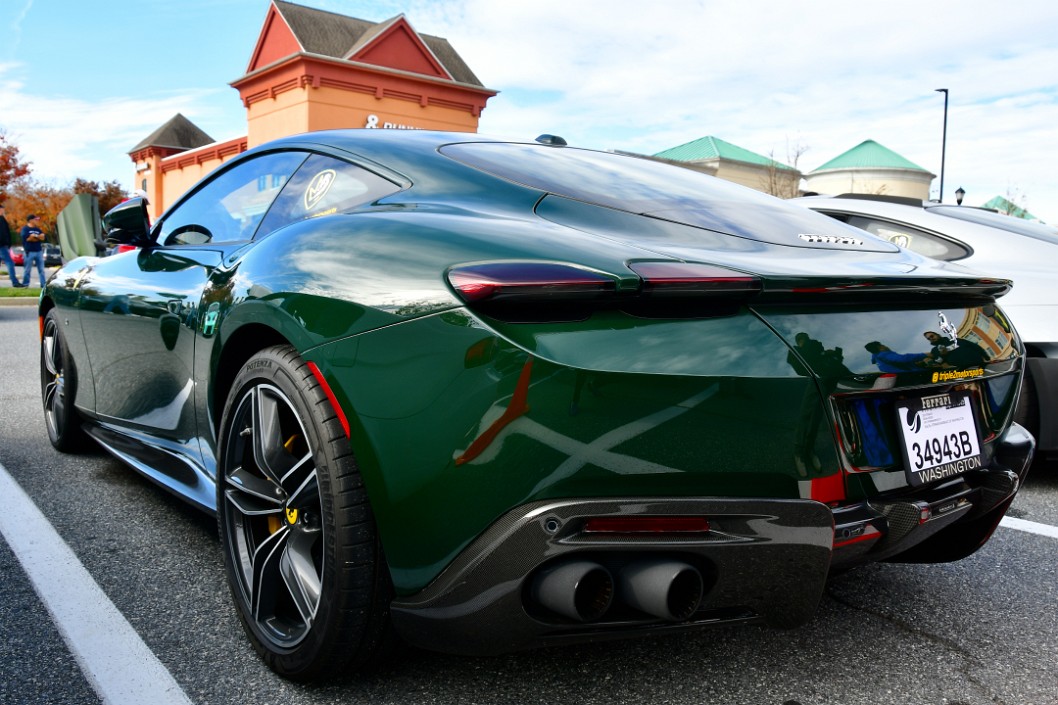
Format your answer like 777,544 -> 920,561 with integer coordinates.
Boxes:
73,178 -> 127,216
0,130 -> 32,197
0,131 -> 129,243
4,180 -> 73,244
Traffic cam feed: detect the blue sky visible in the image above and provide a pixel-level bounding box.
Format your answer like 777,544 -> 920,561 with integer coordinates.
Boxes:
3,0 -> 1058,223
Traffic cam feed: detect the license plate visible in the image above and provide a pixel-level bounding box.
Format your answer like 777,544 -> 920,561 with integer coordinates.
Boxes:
896,391 -> 984,487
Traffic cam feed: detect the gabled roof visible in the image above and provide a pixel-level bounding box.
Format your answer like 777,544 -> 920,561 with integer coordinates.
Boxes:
654,136 -> 794,169
257,1 -> 483,86
981,196 -> 1039,221
812,139 -> 930,174
130,113 -> 215,154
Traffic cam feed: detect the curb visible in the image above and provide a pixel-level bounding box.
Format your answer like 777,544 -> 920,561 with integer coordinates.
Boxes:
0,297 -> 39,306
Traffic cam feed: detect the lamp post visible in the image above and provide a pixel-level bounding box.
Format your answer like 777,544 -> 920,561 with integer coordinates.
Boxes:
955,187 -> 965,205
936,88 -> 949,202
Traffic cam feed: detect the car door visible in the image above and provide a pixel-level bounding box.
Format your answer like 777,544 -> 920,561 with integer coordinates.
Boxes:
76,150 -> 308,468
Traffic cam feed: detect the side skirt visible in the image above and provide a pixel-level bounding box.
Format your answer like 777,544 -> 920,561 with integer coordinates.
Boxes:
82,421 -> 217,514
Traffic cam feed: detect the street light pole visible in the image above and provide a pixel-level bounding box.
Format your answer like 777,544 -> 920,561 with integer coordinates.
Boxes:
936,88 -> 949,202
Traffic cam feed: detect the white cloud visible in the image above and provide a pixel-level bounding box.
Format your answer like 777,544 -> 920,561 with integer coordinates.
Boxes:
0,63 -> 238,189
4,0 -> 1057,223
401,0 -> 1058,221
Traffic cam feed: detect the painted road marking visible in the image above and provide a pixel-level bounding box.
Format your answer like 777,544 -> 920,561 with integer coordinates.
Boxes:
1000,516 -> 1058,540
0,463 -> 195,705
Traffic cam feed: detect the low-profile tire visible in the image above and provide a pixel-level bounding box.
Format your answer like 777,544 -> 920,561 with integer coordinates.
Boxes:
217,345 -> 393,680
41,309 -> 90,453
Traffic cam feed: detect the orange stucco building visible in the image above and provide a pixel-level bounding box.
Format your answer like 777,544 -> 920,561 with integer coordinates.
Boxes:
130,0 -> 496,220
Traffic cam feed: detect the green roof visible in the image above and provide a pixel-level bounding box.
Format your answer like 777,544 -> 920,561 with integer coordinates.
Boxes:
812,139 -> 929,173
982,196 -> 1039,221
654,136 -> 793,169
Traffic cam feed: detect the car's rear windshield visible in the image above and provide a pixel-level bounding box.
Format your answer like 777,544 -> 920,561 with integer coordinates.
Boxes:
440,141 -> 848,243
929,205 -> 1058,246
441,141 -> 783,215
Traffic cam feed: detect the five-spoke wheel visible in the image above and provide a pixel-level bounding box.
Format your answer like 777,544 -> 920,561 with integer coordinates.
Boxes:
221,381 -> 324,648
217,346 -> 391,679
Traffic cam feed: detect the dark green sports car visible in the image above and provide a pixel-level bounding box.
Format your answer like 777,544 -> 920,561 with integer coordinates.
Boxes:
39,129 -> 1034,680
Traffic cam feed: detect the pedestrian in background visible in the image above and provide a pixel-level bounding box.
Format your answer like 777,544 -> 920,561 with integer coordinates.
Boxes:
19,214 -> 47,288
0,204 -> 22,287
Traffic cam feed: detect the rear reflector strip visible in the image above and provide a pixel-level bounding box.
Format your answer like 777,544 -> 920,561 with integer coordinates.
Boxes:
583,516 -> 711,534
307,362 -> 350,439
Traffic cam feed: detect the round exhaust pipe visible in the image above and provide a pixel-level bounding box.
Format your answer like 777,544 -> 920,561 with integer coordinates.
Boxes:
618,560 -> 704,622
529,561 -> 614,622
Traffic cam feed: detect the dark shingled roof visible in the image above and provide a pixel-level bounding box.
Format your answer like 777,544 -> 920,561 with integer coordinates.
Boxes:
130,113 -> 215,153
273,0 -> 483,87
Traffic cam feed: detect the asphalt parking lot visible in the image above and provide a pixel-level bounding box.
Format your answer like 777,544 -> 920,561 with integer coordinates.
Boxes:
1,303 -> 1056,705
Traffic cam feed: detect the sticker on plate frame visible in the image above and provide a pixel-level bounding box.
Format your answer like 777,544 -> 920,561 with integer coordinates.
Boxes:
896,391 -> 983,487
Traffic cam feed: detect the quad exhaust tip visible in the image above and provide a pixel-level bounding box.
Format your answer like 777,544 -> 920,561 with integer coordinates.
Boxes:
530,559 -> 704,623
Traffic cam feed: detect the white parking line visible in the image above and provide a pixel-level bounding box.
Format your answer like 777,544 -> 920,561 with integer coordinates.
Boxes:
0,463 -> 195,705
1000,516 -> 1058,540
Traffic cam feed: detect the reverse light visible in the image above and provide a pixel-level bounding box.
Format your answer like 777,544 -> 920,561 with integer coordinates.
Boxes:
628,262 -> 761,298
447,262 -> 616,303
582,516 -> 711,534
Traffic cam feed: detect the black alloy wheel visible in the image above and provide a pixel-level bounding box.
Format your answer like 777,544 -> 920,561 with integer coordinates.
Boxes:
41,309 -> 88,452
217,346 -> 392,680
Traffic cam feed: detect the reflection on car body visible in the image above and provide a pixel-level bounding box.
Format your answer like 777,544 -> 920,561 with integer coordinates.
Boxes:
795,193 -> 1058,463
39,131 -> 1034,681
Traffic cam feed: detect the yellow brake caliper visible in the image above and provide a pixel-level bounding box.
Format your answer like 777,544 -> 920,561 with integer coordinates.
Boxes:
266,434 -> 302,535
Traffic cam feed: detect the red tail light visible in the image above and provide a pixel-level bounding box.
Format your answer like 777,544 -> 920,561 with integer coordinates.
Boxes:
447,262 -> 616,304
628,262 -> 761,297
447,260 -> 759,322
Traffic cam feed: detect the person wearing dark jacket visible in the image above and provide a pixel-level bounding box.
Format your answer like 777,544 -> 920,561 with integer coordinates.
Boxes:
0,204 -> 23,287
19,214 -> 47,288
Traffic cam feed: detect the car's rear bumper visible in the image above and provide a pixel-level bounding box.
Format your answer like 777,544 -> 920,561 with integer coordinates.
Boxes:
389,423 -> 1033,655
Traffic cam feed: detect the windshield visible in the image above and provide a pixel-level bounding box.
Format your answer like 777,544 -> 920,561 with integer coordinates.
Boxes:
930,205 -> 1058,246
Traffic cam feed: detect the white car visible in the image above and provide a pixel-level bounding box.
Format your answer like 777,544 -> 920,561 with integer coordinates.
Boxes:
795,194 -> 1058,464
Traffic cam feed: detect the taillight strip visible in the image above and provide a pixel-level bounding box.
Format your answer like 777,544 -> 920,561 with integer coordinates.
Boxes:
448,262 -> 616,304
629,261 -> 761,296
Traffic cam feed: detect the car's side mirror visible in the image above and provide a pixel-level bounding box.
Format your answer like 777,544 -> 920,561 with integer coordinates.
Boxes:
102,197 -> 151,247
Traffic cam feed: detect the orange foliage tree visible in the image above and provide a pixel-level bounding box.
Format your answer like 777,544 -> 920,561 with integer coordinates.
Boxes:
4,180 -> 73,244
73,178 -> 127,217
0,133 -> 128,245
0,130 -> 31,195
